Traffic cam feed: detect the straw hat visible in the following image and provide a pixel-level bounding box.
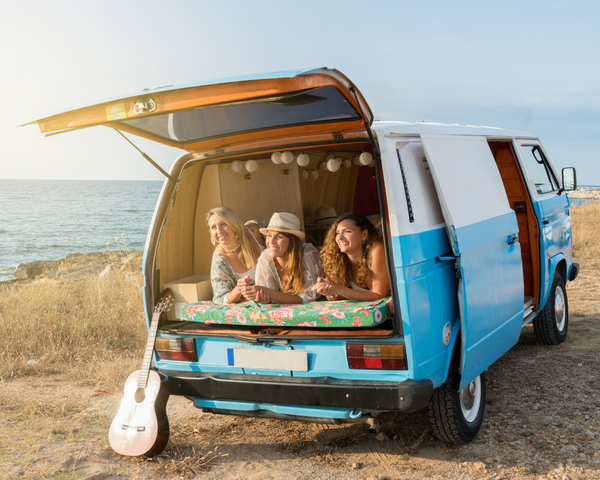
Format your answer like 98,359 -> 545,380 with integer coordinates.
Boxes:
314,204 -> 337,224
260,212 -> 305,240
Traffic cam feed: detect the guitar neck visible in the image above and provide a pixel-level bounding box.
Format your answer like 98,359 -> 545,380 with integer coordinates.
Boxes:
137,310 -> 162,390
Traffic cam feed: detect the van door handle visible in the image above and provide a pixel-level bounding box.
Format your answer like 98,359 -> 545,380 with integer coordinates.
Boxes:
507,234 -> 519,245
436,255 -> 457,262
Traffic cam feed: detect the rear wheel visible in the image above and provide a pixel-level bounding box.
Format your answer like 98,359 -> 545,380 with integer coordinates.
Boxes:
533,272 -> 568,345
428,365 -> 486,444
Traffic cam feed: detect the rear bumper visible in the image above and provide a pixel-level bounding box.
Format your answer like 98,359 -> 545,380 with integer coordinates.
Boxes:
158,370 -> 433,413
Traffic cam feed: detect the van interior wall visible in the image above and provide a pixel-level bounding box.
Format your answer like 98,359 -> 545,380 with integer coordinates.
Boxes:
156,147 -> 374,289
155,162 -> 205,289
489,141 -> 540,307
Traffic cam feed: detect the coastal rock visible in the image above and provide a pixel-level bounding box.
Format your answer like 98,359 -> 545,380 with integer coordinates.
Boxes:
10,251 -> 142,284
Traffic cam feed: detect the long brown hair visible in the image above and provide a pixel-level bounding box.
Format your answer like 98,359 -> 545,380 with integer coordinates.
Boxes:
277,233 -> 305,295
320,213 -> 381,289
206,206 -> 259,269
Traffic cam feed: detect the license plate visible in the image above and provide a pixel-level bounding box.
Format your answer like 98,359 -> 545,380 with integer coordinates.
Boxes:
227,348 -> 308,371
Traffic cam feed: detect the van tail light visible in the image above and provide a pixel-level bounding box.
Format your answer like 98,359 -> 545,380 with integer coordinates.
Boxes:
346,344 -> 406,370
156,337 -> 196,361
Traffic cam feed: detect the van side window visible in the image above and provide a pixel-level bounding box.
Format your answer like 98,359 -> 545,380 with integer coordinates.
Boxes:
521,145 -> 559,195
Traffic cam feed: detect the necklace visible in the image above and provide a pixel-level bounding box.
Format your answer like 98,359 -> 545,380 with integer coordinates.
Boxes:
222,242 -> 241,253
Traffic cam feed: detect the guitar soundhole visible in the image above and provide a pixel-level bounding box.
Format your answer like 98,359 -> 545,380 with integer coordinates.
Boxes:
134,388 -> 146,403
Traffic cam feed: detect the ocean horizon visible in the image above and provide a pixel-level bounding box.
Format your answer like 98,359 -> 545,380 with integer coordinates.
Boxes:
0,179 -> 163,282
1,179 -> 598,282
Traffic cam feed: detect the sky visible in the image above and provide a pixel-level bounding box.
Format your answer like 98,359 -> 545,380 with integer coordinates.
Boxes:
1,0 -> 599,183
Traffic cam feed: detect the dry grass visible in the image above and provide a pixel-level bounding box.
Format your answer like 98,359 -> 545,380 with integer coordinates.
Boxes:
0,268 -> 146,386
571,202 -> 600,262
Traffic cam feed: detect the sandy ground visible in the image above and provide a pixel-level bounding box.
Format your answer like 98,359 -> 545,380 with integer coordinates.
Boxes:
1,260 -> 599,480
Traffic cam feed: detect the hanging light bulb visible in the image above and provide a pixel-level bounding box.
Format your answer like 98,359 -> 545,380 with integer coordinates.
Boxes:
296,153 -> 310,167
231,160 -> 242,173
271,152 -> 282,164
359,152 -> 373,166
343,159 -> 352,169
245,159 -> 258,172
311,170 -> 319,180
300,170 -> 309,180
281,151 -> 294,164
352,156 -> 361,166
327,157 -> 341,172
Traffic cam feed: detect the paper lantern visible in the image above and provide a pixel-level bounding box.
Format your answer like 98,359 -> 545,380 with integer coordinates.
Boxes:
245,160 -> 258,173
352,156 -> 361,166
359,152 -> 373,166
231,160 -> 242,173
311,170 -> 319,180
296,153 -> 310,167
320,162 -> 327,170
271,152 -> 282,164
281,151 -> 294,164
343,159 -> 352,168
300,170 -> 309,180
327,158 -> 341,172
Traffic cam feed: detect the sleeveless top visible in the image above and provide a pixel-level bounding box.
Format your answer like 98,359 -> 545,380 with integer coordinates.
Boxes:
350,260 -> 372,292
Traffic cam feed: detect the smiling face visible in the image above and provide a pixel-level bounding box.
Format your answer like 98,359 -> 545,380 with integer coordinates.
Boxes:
208,214 -> 234,247
335,219 -> 367,255
265,231 -> 290,259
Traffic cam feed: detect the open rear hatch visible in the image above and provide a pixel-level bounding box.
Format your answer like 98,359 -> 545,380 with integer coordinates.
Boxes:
23,68 -> 373,154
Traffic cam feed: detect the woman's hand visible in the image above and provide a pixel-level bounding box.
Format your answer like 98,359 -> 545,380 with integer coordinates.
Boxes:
237,276 -> 252,300
312,277 -> 344,300
239,282 -> 271,304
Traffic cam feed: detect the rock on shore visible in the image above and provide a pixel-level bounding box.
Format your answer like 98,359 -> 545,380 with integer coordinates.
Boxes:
569,186 -> 600,199
10,250 -> 142,284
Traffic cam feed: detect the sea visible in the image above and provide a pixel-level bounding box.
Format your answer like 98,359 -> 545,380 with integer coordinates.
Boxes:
0,179 -> 163,282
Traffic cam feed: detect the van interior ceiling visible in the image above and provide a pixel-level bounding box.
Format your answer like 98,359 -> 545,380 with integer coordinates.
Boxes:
488,141 -> 540,311
154,143 -> 395,336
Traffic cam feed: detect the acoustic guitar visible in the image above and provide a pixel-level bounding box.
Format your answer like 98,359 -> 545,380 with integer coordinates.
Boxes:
109,289 -> 172,457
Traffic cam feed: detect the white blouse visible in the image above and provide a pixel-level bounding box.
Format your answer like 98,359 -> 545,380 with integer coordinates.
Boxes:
255,243 -> 323,304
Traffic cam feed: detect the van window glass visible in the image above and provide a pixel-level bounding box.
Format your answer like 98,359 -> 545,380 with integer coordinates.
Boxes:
117,86 -> 360,143
521,145 -> 558,194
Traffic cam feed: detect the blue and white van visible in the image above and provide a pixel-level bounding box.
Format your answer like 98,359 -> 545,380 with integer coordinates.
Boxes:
28,67 -> 579,445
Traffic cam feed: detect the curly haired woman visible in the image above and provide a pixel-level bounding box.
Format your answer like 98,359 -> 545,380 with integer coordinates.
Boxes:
312,212 -> 390,301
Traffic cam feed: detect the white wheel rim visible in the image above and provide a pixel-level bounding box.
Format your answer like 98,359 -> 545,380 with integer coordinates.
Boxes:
554,285 -> 566,331
460,375 -> 481,424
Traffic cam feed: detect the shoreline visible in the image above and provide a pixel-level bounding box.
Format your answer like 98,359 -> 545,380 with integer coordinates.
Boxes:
0,250 -> 142,286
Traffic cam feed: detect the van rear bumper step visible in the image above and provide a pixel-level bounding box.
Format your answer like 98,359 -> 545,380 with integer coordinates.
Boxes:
158,370 -> 433,413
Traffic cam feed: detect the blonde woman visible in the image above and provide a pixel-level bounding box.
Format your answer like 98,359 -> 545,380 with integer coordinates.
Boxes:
207,206 -> 260,304
312,212 -> 390,301
239,212 -> 322,304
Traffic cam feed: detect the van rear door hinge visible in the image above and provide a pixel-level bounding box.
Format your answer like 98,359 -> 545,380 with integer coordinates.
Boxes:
455,261 -> 462,280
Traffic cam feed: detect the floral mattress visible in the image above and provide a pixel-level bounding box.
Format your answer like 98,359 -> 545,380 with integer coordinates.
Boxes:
180,297 -> 393,328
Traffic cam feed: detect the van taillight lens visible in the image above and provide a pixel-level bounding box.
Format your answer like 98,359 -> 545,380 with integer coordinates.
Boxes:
156,338 -> 196,361
346,344 -> 406,370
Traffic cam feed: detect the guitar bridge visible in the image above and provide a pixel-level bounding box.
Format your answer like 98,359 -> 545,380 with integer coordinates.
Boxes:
121,425 -> 146,432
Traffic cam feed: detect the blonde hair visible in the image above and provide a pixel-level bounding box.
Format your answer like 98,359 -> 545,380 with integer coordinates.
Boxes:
276,232 -> 305,296
206,206 -> 258,269
320,212 -> 381,289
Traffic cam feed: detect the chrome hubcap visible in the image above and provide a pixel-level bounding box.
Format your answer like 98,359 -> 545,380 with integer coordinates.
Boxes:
554,286 -> 566,331
460,375 -> 481,424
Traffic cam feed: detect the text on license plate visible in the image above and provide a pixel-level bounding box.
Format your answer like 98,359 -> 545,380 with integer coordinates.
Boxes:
227,348 -> 308,371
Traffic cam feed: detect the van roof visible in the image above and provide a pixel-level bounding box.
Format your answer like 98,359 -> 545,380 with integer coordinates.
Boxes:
372,121 -> 534,139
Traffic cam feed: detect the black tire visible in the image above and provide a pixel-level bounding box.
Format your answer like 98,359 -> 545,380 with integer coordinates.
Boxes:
533,272 -> 568,345
427,366 -> 486,444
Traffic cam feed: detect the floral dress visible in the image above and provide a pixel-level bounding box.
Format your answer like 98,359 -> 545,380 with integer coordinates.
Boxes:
255,243 -> 323,304
210,252 -> 255,305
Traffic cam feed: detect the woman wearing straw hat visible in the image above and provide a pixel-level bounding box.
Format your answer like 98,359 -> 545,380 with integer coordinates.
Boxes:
312,212 -> 390,301
207,206 -> 260,304
239,212 -> 322,304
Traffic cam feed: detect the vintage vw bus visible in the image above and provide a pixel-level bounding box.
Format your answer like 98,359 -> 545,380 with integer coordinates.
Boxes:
27,68 -> 579,446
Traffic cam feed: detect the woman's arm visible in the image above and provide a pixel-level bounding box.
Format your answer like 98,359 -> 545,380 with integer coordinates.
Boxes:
210,253 -> 240,304
313,242 -> 390,302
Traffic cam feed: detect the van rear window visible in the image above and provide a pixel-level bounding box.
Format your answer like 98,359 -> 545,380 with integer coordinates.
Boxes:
117,86 -> 360,144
